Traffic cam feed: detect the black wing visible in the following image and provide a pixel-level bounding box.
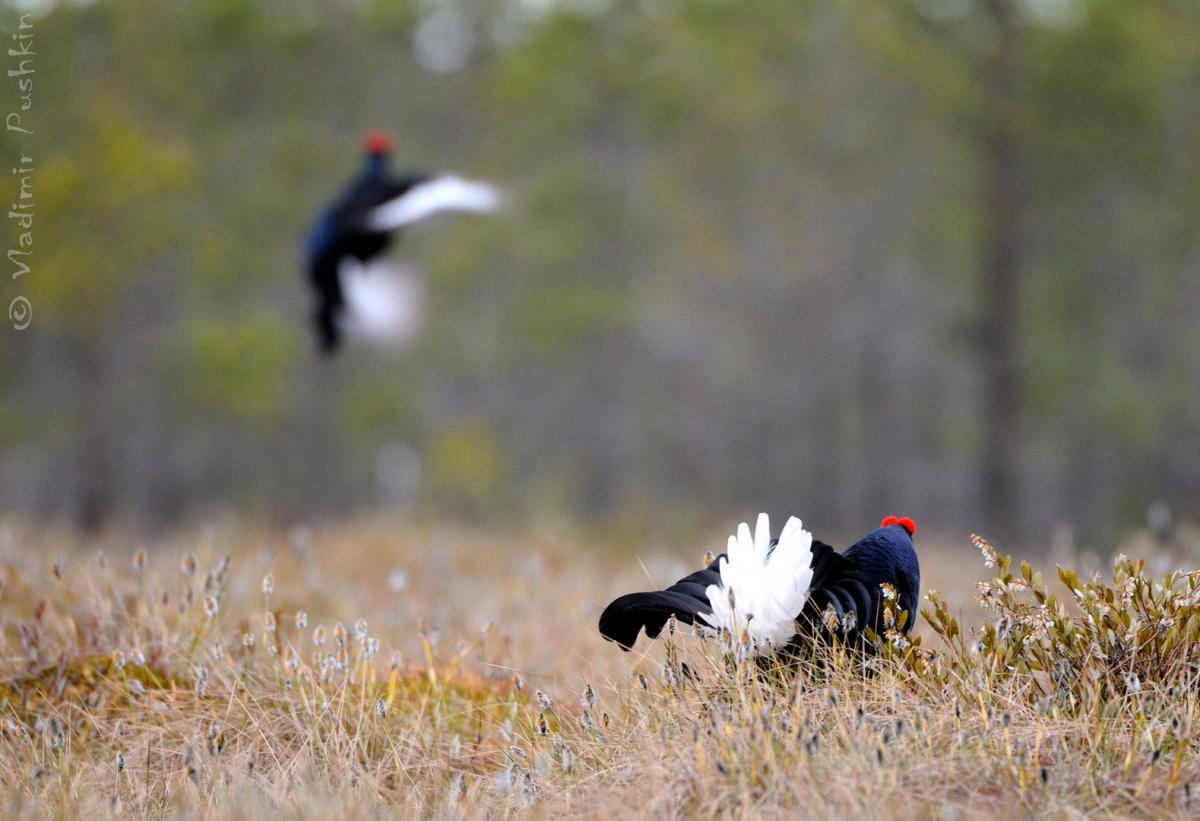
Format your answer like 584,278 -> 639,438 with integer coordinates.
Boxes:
795,542 -> 877,641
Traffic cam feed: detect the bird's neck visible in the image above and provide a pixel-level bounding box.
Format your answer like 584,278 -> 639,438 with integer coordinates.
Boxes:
363,154 -> 389,177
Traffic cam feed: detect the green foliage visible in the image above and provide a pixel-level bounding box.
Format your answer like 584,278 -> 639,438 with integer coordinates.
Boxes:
32,104 -> 195,336
176,312 -> 295,424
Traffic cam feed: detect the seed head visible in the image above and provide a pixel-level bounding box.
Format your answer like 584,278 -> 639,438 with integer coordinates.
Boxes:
536,689 -> 552,710
375,699 -> 387,719
971,534 -> 997,568
822,605 -> 840,633
354,618 -> 369,644
181,552 -> 198,577
261,572 -> 274,596
580,683 -> 596,710
702,550 -> 715,567
191,667 -> 209,697
295,611 -> 308,630
264,611 -> 276,633
204,596 -> 219,619
134,550 -> 147,573
313,626 -> 327,647
207,722 -> 225,756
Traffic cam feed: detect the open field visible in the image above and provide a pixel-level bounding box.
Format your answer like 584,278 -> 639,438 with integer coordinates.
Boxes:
0,517 -> 1198,819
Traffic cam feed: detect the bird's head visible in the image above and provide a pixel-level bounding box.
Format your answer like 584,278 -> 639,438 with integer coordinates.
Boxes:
362,129 -> 394,158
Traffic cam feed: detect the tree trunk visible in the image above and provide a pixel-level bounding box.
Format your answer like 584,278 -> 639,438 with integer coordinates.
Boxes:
979,0 -> 1023,536
77,345 -> 113,532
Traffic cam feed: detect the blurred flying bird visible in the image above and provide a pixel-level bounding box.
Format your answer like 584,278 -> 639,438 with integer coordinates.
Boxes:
598,515 -> 920,659
305,130 -> 502,354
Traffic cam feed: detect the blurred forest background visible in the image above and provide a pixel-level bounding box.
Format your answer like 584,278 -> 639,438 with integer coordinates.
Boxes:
1,0 -> 1198,546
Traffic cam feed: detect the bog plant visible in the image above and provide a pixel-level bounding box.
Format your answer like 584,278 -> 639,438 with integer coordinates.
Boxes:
0,523 -> 1196,817
919,535 -> 1200,710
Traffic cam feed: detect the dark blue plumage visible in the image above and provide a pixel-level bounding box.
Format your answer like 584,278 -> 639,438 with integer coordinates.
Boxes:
841,523 -> 921,630
598,517 -> 921,653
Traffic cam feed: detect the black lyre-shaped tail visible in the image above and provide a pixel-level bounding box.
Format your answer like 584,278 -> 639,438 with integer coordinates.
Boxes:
598,561 -> 723,651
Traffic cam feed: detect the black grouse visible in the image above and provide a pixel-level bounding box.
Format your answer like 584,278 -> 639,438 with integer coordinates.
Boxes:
599,514 -> 921,658
304,130 -> 501,353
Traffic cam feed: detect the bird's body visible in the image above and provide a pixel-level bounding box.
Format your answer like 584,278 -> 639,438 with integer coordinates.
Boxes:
598,515 -> 920,658
304,132 -> 501,353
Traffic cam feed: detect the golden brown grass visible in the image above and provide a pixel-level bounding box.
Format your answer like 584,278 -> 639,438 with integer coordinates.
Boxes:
0,516 -> 1197,819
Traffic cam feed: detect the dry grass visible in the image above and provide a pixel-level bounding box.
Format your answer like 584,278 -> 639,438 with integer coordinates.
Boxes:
0,516 -> 1198,819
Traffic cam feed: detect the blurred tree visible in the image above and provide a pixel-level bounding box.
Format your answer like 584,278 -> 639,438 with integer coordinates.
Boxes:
978,0 -> 1023,536
28,102 -> 195,528
1,0 -> 1197,541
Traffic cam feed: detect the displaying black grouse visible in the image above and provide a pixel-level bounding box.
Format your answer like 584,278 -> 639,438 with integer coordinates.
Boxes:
304,131 -> 501,353
599,515 -> 920,657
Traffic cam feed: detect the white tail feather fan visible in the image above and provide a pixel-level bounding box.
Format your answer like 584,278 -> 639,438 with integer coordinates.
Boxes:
698,513 -> 814,657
